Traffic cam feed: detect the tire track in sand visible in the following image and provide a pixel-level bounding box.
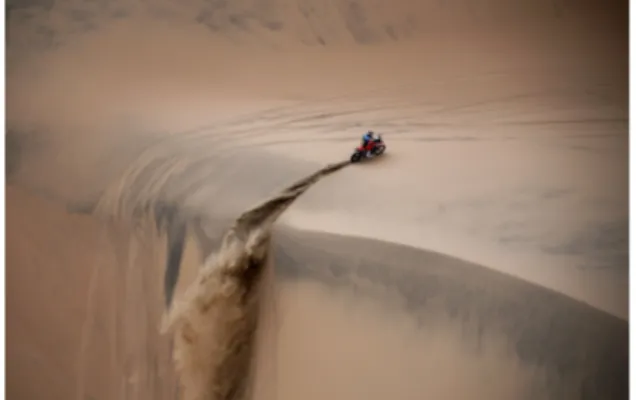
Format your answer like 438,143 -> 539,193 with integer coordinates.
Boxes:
161,159 -> 350,400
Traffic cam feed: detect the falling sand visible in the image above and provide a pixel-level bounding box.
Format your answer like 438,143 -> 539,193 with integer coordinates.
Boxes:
161,161 -> 350,400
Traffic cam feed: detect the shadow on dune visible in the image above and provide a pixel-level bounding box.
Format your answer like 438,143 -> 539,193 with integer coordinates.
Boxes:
270,229 -> 628,399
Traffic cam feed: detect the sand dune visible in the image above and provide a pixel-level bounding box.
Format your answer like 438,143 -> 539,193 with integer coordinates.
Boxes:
6,0 -> 627,399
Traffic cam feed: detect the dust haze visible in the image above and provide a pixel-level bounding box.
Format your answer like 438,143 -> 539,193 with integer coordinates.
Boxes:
6,0 -> 628,399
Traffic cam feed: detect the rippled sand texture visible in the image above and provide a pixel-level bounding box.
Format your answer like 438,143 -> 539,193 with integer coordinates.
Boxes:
6,0 -> 627,399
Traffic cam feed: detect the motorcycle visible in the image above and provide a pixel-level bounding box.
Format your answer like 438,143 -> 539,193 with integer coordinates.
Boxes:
350,135 -> 386,163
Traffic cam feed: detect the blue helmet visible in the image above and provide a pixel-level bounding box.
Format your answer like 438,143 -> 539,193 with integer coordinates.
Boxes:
363,130 -> 374,140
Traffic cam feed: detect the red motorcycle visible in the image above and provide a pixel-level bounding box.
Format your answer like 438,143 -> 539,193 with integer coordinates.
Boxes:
350,134 -> 386,163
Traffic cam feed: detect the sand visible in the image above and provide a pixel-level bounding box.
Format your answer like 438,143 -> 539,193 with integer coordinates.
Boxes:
6,0 -> 628,399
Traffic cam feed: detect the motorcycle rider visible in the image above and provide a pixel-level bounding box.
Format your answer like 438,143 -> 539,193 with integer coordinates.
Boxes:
361,130 -> 378,157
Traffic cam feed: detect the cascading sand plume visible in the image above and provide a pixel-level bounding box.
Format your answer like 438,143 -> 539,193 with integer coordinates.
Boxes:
162,160 -> 350,400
